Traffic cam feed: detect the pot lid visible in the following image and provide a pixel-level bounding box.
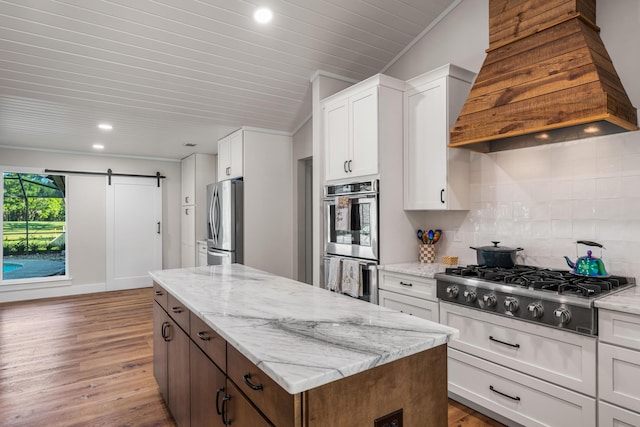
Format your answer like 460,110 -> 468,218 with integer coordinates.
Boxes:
473,241 -> 524,252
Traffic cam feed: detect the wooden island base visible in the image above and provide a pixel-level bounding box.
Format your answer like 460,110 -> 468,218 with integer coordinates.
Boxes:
152,272 -> 452,427
303,345 -> 447,426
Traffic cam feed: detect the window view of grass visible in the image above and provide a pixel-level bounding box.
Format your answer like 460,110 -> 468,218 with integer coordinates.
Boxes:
2,173 -> 67,281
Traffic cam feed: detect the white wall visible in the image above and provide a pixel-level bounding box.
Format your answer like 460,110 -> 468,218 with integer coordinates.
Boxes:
0,147 -> 181,301
382,0 -> 640,279
243,129 -> 293,278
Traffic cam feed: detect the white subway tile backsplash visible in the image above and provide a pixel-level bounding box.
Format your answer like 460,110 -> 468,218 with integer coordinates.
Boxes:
551,220 -> 572,238
572,219 -> 596,239
571,200 -> 595,220
550,179 -> 573,200
596,156 -> 622,177
595,220 -> 628,241
551,200 -> 573,219
623,198 -> 640,218
530,202 -> 552,220
496,202 -> 512,220
595,137 -> 626,158
572,178 -> 596,200
595,176 -> 622,199
621,154 -> 640,176
595,199 -> 624,219
530,220 -> 551,238
413,136 -> 640,280
621,175 -> 640,194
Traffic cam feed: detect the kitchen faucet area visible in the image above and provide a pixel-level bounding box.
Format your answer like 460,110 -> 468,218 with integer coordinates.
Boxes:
1,1 -> 640,426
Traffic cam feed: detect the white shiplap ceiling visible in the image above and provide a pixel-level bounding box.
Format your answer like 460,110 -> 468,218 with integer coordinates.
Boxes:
0,0 -> 458,160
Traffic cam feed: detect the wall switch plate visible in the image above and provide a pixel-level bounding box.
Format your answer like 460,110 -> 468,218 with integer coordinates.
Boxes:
374,409 -> 403,427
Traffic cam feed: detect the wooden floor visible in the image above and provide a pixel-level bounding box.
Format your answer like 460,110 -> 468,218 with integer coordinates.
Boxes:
0,288 -> 505,427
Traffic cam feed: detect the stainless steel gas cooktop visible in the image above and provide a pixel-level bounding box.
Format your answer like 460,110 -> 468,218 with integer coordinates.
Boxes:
435,265 -> 635,336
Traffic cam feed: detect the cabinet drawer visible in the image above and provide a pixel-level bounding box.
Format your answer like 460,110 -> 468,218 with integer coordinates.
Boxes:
599,309 -> 640,351
449,348 -> 596,427
227,344 -> 295,427
226,380 -> 272,427
379,271 -> 437,301
440,302 -> 596,396
167,294 -> 190,333
598,401 -> 640,427
153,282 -> 168,310
379,289 -> 439,322
190,313 -> 226,372
599,342 -> 640,413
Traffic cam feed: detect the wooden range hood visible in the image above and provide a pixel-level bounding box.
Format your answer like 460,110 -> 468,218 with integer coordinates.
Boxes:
450,0 -> 638,153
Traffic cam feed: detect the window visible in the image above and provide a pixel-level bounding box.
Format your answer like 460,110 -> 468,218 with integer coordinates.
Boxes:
1,172 -> 68,282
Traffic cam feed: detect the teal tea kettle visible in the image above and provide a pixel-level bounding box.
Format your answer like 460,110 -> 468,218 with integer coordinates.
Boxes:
564,240 -> 609,277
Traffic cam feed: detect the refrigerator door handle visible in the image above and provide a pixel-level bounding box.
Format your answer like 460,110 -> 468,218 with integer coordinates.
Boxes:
209,187 -> 216,243
214,187 -> 220,243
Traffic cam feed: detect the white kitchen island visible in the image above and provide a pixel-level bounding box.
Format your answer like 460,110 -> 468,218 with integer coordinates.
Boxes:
150,264 -> 458,427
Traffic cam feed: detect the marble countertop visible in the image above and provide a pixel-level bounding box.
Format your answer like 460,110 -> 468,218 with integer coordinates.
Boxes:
149,264 -> 458,394
379,262 -> 448,279
595,285 -> 640,315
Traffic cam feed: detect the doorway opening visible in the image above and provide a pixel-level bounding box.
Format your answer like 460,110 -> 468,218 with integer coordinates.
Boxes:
297,157 -> 312,284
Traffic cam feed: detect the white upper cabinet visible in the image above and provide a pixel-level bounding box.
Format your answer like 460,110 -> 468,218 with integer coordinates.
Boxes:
323,75 -> 402,182
218,129 -> 244,181
403,64 -> 475,210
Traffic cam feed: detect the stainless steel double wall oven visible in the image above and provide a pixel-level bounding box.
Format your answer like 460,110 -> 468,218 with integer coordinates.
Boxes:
323,180 -> 379,303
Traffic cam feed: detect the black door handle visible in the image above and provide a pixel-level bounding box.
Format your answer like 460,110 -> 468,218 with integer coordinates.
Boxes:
440,189 -> 445,204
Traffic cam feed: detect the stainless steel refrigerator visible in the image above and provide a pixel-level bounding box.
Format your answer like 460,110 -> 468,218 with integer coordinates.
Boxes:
207,180 -> 243,265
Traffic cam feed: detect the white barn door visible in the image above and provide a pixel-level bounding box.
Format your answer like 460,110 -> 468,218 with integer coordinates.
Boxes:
106,176 -> 162,291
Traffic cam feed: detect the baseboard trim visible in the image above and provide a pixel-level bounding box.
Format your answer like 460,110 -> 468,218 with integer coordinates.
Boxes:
0,282 -> 108,303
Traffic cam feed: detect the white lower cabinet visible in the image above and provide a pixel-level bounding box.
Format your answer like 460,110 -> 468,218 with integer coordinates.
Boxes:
440,302 -> 596,395
378,270 -> 439,322
598,401 -> 640,427
379,290 -> 438,321
440,302 -> 597,427
449,348 -> 596,427
597,308 -> 640,424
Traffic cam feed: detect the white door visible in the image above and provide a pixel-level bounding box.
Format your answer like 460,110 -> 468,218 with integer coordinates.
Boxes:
106,176 -> 162,291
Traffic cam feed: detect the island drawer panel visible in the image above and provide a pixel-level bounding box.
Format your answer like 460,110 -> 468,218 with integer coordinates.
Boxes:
190,313 -> 226,372
167,294 -> 190,333
153,282 -> 168,310
227,344 -> 296,427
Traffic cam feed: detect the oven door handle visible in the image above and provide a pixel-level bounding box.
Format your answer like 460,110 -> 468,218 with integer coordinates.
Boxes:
323,194 -> 377,202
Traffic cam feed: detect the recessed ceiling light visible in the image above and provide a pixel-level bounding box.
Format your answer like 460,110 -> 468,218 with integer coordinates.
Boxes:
93,144 -> 104,150
254,7 -> 273,24
98,123 -> 113,131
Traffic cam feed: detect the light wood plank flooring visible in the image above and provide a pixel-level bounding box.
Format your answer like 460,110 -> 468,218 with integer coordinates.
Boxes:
0,288 -> 505,427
